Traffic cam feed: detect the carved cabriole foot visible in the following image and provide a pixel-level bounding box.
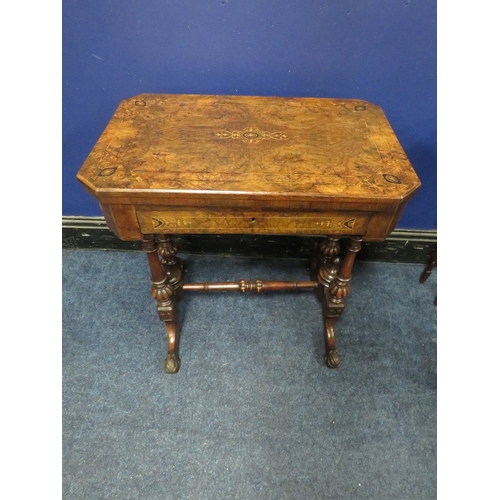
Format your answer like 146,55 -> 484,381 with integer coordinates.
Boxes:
164,321 -> 180,374
143,234 -> 182,374
324,316 -> 341,368
157,294 -> 180,374
316,236 -> 362,369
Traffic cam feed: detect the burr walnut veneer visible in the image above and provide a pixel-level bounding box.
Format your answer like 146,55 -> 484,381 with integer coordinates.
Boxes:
77,93 -> 420,373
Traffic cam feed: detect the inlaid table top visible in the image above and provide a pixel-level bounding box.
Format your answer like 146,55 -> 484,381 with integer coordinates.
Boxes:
77,94 -> 420,242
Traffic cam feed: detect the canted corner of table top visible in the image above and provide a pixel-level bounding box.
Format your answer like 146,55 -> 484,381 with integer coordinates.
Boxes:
77,93 -> 420,241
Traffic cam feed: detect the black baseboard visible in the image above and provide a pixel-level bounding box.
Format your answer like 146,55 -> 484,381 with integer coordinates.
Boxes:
62,216 -> 437,264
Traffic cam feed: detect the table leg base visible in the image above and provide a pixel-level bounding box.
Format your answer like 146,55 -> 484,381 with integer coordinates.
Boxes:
321,313 -> 342,369
145,234 -> 361,373
164,314 -> 181,374
315,236 -> 362,370
325,349 -> 341,369
164,353 -> 180,374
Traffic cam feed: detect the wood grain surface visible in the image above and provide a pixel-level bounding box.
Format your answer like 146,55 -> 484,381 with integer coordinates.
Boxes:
77,94 -> 420,201
136,209 -> 369,235
76,94 -> 420,241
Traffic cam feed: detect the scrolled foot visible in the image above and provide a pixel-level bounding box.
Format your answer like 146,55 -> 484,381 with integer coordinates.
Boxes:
325,349 -> 341,369
164,353 -> 180,374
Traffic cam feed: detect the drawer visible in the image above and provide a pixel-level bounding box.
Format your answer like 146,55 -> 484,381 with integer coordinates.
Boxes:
136,209 -> 371,235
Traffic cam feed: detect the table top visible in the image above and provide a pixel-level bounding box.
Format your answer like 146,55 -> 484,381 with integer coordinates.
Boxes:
77,94 -> 420,205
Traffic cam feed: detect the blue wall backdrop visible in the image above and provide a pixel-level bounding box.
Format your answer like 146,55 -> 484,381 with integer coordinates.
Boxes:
63,0 -> 436,230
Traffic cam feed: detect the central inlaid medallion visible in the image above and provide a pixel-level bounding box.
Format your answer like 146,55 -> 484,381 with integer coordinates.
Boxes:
215,127 -> 287,143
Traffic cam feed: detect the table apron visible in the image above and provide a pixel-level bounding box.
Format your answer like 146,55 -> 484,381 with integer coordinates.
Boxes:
136,209 -> 371,235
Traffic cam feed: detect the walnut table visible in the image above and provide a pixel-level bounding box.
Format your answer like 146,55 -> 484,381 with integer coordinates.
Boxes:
77,94 -> 421,373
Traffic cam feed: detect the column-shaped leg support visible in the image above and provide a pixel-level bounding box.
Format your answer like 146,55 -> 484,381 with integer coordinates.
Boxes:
157,234 -> 184,292
317,236 -> 362,368
142,234 -> 183,374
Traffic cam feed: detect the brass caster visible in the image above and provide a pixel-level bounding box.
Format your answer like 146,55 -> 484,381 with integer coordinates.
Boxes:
325,349 -> 341,369
164,353 -> 180,374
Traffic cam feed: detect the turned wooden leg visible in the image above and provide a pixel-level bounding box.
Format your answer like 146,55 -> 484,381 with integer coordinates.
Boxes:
142,234 -> 183,374
327,236 -> 362,313
317,236 -> 362,368
157,234 -> 184,292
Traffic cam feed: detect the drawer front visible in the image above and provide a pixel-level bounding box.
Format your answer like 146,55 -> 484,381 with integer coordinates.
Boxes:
136,209 -> 370,235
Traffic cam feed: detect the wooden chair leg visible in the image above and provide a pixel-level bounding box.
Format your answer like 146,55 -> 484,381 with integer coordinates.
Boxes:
420,251 -> 437,284
420,251 -> 437,306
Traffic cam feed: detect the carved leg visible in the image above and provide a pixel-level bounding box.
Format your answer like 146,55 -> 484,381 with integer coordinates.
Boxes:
316,236 -> 341,367
157,234 -> 184,291
317,236 -> 362,368
142,234 -> 182,374
327,236 -> 362,313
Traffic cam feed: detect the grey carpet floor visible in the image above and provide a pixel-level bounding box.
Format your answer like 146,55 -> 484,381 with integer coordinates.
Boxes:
62,249 -> 437,500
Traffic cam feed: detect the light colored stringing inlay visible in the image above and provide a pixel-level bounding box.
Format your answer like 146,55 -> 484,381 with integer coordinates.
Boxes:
215,127 -> 287,143
137,212 -> 366,235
